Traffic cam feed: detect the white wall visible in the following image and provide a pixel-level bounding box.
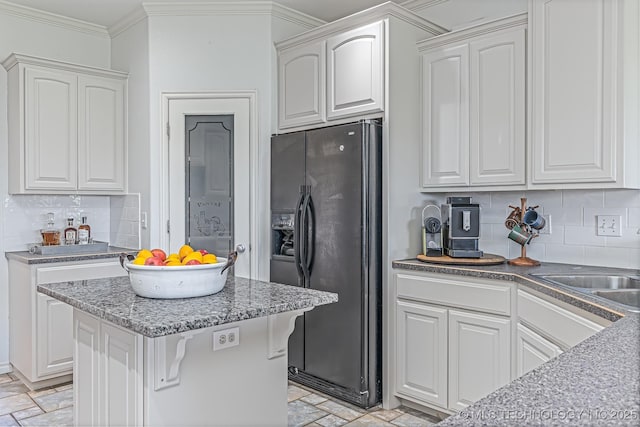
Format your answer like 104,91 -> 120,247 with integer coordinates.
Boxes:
0,7 -> 111,373
419,188 -> 640,269
109,10 -> 313,280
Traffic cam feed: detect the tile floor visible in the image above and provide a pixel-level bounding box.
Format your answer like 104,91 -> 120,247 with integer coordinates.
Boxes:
0,373 -> 443,426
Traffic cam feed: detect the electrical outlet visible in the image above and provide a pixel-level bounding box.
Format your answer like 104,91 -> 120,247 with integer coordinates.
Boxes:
596,215 -> 622,236
537,215 -> 552,234
212,327 -> 239,351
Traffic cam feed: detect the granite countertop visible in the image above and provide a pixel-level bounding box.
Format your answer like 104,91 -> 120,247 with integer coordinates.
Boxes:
5,246 -> 137,264
393,259 -> 640,426
37,276 -> 338,337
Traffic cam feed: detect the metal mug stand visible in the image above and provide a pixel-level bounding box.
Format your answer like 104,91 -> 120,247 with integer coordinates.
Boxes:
507,197 -> 541,267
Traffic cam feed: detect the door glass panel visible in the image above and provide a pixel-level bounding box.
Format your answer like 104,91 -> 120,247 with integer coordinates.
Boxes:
185,115 -> 234,256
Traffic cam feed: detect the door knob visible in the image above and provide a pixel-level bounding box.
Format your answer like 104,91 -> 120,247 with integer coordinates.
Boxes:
235,244 -> 246,253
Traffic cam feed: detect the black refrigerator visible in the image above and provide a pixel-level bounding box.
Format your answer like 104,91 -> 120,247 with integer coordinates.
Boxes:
270,120 -> 382,409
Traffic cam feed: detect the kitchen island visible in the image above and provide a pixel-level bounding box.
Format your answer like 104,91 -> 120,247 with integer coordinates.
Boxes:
38,275 -> 338,427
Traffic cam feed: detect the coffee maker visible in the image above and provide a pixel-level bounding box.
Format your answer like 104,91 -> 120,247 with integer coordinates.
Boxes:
441,196 -> 483,258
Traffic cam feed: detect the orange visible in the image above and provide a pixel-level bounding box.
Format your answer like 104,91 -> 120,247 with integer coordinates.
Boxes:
164,260 -> 182,267
178,244 -> 194,260
202,254 -> 218,264
136,249 -> 153,260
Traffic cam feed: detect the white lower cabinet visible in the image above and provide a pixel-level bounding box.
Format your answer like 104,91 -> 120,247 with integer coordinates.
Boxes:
74,311 -> 142,427
392,271 -> 611,415
448,310 -> 511,411
394,272 -> 512,412
8,258 -> 126,390
516,323 -> 562,377
396,300 -> 447,408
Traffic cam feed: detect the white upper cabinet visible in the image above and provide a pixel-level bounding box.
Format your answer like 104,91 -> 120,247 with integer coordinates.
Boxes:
421,43 -> 469,187
24,67 -> 78,191
278,41 -> 326,129
529,0 -> 640,189
419,15 -> 527,190
77,75 -> 126,191
3,54 -> 128,194
327,20 -> 384,120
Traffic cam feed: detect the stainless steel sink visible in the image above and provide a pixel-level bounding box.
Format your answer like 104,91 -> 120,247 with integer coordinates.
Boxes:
593,290 -> 640,309
537,275 -> 640,289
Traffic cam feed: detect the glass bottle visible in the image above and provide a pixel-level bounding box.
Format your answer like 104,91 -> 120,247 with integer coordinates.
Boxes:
78,216 -> 91,244
41,212 -> 61,246
64,217 -> 77,245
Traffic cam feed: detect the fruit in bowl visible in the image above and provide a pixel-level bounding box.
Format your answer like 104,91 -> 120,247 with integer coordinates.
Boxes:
119,245 -> 235,299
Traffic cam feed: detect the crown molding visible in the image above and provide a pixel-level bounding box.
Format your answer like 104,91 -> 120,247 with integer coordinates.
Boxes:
401,0 -> 450,14
109,1 -> 324,37
276,1 -> 447,51
108,5 -> 148,38
2,53 -> 128,78
417,13 -> 526,51
0,0 -> 109,38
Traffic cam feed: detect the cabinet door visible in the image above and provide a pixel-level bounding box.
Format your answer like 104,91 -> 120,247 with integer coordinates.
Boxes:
448,310 -> 510,411
470,28 -> 525,185
278,41 -> 326,129
75,311 -> 100,427
421,44 -> 469,187
78,75 -> 126,191
327,20 -> 384,119
24,67 -> 77,190
396,300 -> 448,408
100,322 -> 142,427
529,0 -> 617,184
516,323 -> 562,377
36,294 -> 73,377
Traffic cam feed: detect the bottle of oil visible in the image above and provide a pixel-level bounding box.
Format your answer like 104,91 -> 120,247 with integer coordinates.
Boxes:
78,216 -> 91,244
64,217 -> 77,245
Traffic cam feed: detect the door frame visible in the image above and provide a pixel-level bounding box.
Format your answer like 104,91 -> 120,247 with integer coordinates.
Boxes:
160,91 -> 258,278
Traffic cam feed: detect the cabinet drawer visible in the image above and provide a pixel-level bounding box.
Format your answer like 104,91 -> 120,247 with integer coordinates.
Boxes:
517,290 -> 603,349
37,260 -> 126,284
396,273 -> 511,316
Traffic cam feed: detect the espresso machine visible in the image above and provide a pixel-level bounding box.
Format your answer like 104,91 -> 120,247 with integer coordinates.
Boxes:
441,196 -> 483,258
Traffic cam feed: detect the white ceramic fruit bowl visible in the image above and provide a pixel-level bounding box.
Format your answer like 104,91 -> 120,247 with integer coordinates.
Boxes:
121,257 -> 228,299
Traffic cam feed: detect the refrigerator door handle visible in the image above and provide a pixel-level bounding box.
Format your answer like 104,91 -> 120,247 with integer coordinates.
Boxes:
293,187 -> 305,282
305,194 -> 315,275
300,189 -> 311,285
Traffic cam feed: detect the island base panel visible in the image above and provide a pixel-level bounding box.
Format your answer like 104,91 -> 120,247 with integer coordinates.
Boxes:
74,309 -> 301,426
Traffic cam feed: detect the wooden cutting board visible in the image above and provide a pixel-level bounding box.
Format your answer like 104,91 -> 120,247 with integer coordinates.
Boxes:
416,253 -> 506,266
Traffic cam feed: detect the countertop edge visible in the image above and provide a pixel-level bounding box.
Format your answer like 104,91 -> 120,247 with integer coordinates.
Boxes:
6,247 -> 137,264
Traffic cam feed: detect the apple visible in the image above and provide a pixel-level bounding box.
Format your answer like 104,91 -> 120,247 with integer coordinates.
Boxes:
150,248 -> 167,261
197,249 -> 208,256
144,256 -> 164,266
185,259 -> 202,265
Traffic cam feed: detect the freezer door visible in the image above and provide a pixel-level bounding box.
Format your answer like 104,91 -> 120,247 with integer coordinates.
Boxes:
271,131 -> 306,370
271,132 -> 305,211
303,123 -> 365,392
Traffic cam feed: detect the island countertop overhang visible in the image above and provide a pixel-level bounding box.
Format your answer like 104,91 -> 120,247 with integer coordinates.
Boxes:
37,276 -> 338,337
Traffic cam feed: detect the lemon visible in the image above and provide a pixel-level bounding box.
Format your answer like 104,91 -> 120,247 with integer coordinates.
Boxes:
132,257 -> 146,265
182,251 -> 203,264
167,253 -> 180,260
164,260 -> 182,267
137,249 -> 153,260
202,254 -> 218,264
178,244 -> 194,260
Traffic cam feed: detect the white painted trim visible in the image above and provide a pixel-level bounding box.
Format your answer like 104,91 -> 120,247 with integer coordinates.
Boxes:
275,1 -> 447,50
417,13 -> 527,51
1,53 -> 128,78
0,362 -> 11,375
108,5 -> 147,38
160,91 -> 259,280
0,0 -> 109,37
401,0 -> 450,14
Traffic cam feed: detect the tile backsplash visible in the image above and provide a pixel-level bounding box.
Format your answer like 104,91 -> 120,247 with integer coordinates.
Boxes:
2,194 -> 140,251
422,189 -> 640,269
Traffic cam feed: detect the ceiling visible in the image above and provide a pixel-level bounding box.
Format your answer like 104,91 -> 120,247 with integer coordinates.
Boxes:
5,0 -> 403,28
